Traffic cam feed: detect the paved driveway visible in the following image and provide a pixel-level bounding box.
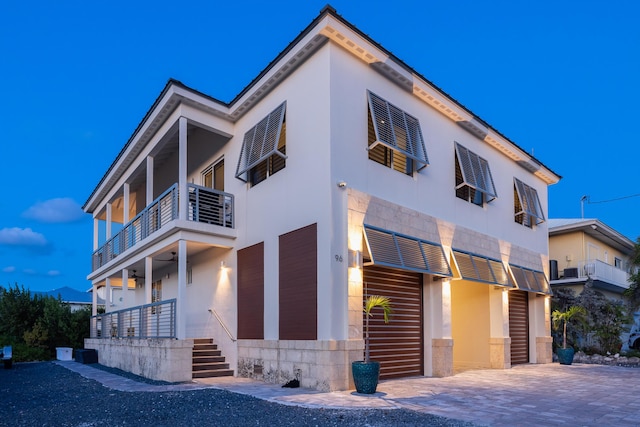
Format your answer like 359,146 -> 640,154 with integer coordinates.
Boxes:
201,363 -> 640,426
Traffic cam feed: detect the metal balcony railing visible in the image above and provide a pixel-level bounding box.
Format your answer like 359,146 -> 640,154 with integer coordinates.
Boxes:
560,259 -> 631,289
92,184 -> 234,271
90,299 -> 176,339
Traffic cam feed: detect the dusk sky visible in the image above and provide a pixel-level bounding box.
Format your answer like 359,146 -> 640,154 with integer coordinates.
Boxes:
1,1 -> 639,292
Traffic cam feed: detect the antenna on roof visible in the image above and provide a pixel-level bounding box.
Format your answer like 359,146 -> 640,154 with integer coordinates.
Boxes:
580,195 -> 589,218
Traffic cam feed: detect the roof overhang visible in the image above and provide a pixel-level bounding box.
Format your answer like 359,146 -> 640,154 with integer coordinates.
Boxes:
85,5 -> 561,211
549,218 -> 635,254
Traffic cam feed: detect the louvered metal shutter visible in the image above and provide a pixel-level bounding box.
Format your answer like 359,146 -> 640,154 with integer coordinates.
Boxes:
509,290 -> 529,365
363,265 -> 423,379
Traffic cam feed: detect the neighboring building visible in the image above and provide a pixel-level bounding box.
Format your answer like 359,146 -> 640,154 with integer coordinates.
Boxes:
83,6 -> 560,389
548,218 -> 636,349
33,286 -> 104,312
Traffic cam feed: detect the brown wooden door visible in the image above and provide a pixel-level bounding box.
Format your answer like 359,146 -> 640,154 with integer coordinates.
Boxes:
509,290 -> 529,365
363,265 -> 423,379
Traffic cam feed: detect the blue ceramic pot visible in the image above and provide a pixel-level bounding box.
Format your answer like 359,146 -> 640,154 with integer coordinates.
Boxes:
352,361 -> 380,394
557,347 -> 575,365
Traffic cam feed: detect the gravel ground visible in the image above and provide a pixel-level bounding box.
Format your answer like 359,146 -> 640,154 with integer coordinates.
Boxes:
0,362 -> 476,427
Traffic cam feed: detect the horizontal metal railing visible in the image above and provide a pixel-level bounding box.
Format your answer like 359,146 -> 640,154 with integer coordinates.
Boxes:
90,299 -> 176,339
92,184 -> 234,271
188,184 -> 234,228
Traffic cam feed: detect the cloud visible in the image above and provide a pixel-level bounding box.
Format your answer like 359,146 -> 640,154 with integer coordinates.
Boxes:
0,228 -> 53,255
22,198 -> 84,223
47,270 -> 61,277
2,266 -> 16,273
0,227 -> 48,247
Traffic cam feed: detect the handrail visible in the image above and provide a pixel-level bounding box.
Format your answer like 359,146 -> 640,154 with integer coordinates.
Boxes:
209,308 -> 236,342
90,299 -> 177,339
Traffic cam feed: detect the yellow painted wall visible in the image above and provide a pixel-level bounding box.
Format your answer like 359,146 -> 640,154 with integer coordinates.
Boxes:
451,280 -> 491,370
550,231 -> 629,271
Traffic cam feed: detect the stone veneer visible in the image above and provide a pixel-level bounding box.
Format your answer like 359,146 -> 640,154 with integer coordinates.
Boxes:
536,336 -> 553,363
237,339 -> 363,392
84,338 -> 193,382
489,337 -> 512,368
432,339 -> 454,377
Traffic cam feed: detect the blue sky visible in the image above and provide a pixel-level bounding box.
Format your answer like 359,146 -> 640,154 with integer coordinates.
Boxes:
1,1 -> 639,292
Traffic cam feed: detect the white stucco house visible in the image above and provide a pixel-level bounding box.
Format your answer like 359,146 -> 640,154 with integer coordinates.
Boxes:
83,5 -> 560,390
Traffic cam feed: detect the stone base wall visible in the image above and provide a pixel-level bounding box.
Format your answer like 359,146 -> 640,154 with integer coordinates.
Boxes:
84,338 -> 193,382
432,338 -> 453,377
238,339 -> 364,391
536,336 -> 553,364
489,337 -> 511,369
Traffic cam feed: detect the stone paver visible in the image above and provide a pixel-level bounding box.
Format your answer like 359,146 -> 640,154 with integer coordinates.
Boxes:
58,362 -> 640,426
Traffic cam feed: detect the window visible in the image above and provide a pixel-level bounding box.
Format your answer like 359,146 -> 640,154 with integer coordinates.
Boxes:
514,178 -> 544,227
235,102 -> 286,186
455,142 -> 497,206
367,91 -> 428,175
151,280 -> 162,314
615,257 -> 623,269
202,158 -> 224,191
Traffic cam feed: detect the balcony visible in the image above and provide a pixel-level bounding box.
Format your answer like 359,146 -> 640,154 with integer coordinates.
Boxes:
554,259 -> 631,290
92,183 -> 233,271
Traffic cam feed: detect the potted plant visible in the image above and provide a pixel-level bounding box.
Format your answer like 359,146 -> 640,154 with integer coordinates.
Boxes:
552,305 -> 586,365
352,295 -> 392,394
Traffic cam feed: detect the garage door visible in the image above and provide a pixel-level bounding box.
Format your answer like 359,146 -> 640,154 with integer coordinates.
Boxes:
363,265 -> 423,379
509,290 -> 529,364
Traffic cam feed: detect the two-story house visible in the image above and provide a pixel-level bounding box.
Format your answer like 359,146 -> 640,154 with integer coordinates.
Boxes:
548,218 -> 636,348
83,5 -> 560,391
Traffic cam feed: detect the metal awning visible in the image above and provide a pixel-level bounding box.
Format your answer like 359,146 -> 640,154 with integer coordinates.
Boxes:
363,224 -> 452,276
235,102 -> 287,182
451,249 -> 513,287
454,142 -> 497,201
509,264 -> 551,294
367,91 -> 429,170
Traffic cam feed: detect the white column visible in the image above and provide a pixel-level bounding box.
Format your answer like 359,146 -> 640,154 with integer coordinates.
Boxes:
146,156 -> 154,205
122,268 -> 129,306
106,203 -> 112,239
105,277 -> 112,313
92,283 -> 98,316
177,239 -> 187,339
93,217 -> 99,251
490,288 -> 509,337
145,256 -> 152,305
123,183 -> 130,223
178,117 -> 188,221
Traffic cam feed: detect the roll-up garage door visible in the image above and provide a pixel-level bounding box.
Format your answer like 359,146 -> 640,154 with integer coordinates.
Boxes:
509,290 -> 529,365
363,265 -> 423,379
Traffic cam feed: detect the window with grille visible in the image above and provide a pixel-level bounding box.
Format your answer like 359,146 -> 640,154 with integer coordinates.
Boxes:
151,280 -> 162,314
235,102 -> 287,186
202,157 -> 225,191
514,178 -> 544,228
455,142 -> 497,206
367,91 -> 428,176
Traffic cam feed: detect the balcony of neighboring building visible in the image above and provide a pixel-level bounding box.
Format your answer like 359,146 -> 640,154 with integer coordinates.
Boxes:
550,258 -> 632,293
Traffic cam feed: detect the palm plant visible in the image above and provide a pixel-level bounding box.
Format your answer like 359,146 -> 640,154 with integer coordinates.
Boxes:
552,306 -> 587,349
363,295 -> 392,363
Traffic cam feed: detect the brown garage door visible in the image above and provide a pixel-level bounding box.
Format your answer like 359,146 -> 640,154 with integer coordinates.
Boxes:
509,290 -> 529,364
363,265 -> 423,379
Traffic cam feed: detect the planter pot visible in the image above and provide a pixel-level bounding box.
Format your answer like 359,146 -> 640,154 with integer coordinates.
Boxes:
557,347 -> 575,365
352,361 -> 380,394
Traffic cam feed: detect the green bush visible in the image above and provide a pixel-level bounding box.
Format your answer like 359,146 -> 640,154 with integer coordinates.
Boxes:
0,283 -> 91,361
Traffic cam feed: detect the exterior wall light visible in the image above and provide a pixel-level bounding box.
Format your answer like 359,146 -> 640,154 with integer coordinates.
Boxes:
348,249 -> 362,269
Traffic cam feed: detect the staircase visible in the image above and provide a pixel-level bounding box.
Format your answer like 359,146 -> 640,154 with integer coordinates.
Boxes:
192,338 -> 233,379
